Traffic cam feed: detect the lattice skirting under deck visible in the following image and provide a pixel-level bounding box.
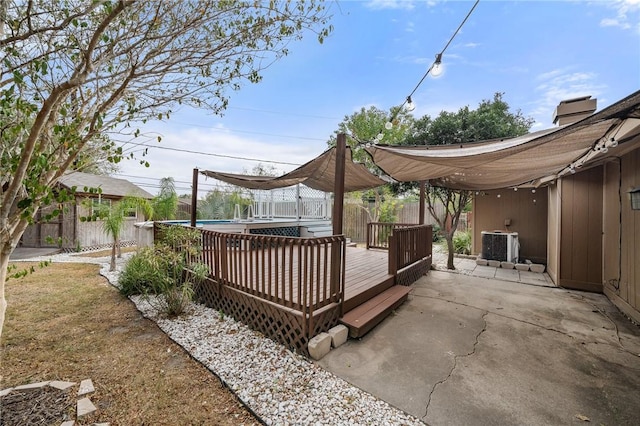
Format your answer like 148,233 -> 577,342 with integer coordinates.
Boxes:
193,277 -> 340,356
395,256 -> 432,287
61,240 -> 137,253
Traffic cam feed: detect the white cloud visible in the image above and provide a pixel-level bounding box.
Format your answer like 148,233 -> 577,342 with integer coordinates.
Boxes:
116,126 -> 326,196
463,42 -> 480,48
599,0 -> 640,31
600,17 -> 631,29
364,0 -> 416,11
529,68 -> 607,127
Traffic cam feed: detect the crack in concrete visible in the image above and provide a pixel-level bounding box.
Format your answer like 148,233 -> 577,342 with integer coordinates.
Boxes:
565,292 -> 640,357
414,293 -> 603,340
414,293 -> 640,372
422,310 -> 488,421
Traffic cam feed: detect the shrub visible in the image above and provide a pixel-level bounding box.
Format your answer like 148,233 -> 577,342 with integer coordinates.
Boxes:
149,262 -> 209,316
452,230 -> 472,255
118,247 -> 167,296
120,225 -> 209,316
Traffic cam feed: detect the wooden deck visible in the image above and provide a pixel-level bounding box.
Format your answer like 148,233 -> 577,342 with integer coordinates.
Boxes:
201,244 -> 394,313
177,224 -> 431,354
343,247 -> 394,312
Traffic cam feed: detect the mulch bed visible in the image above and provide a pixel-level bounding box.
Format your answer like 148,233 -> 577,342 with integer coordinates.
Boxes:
1,386 -> 76,425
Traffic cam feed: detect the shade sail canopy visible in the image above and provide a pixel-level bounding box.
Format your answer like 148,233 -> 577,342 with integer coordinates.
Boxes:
201,147 -> 386,193
366,90 -> 640,190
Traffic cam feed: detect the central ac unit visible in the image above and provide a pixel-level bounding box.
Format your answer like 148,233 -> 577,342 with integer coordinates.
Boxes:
481,231 -> 519,262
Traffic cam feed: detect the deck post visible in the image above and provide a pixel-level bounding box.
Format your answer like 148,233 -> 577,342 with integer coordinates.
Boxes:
191,168 -> 198,228
296,183 -> 301,219
332,133 -> 347,315
419,181 -> 426,225
332,133 -> 346,235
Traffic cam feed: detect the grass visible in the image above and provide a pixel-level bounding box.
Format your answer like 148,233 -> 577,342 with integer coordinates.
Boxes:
1,262 -> 259,425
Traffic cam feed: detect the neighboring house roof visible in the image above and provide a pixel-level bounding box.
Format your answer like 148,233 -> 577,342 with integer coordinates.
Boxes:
366,89 -> 640,190
58,171 -> 154,199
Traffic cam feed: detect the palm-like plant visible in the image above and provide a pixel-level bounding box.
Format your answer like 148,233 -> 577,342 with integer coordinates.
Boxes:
152,177 -> 178,220
103,197 -> 153,271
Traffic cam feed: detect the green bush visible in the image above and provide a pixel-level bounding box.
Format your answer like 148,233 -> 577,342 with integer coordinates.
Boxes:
452,230 -> 472,255
120,225 -> 209,316
118,247 -> 167,296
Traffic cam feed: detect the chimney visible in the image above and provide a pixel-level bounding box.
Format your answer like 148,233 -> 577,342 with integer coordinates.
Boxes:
552,96 -> 597,126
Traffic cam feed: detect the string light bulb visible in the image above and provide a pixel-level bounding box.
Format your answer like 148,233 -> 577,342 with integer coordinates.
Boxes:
431,53 -> 444,77
385,121 -> 393,130
405,96 -> 416,112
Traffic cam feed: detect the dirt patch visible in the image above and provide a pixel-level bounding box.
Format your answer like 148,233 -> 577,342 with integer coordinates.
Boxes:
2,262 -> 259,425
1,387 -> 75,425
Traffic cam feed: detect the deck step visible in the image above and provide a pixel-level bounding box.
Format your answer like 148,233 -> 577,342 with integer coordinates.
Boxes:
340,285 -> 412,338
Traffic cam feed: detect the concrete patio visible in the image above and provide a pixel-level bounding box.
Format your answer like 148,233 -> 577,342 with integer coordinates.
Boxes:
319,269 -> 640,426
431,247 -> 555,288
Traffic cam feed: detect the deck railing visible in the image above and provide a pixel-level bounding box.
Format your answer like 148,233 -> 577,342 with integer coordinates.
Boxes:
366,222 -> 417,250
199,229 -> 345,313
388,225 -> 433,275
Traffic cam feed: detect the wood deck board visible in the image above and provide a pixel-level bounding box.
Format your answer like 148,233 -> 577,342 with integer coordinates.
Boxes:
341,286 -> 412,324
204,246 -> 393,309
340,285 -> 412,337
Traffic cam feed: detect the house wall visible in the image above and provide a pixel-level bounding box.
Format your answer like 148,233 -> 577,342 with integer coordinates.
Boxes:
75,200 -> 140,249
471,188 -> 548,264
546,183 -> 560,284
21,196 -> 144,250
558,166 -> 603,292
603,148 -> 640,323
20,204 -> 66,248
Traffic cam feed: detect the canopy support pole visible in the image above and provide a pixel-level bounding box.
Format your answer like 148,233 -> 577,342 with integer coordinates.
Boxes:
419,181 -> 426,225
332,133 -> 346,235
190,168 -> 198,227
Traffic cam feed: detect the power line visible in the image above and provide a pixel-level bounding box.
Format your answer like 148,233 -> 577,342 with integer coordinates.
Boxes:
117,140 -> 303,166
114,173 -> 233,189
158,120 -> 329,142
226,106 -> 339,121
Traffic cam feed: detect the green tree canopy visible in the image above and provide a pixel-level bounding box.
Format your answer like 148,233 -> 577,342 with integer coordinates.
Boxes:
405,93 -> 534,269
403,92 -> 533,146
327,105 -> 415,165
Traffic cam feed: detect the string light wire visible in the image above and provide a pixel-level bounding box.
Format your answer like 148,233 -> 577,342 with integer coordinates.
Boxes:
374,0 -> 481,141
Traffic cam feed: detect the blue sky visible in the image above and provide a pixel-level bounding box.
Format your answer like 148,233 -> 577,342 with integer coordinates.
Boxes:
115,0 -> 640,195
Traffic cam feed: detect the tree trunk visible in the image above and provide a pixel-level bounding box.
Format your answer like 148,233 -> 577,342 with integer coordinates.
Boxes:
445,231 -> 456,270
0,243 -> 10,340
0,218 -> 30,339
110,240 -> 117,272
